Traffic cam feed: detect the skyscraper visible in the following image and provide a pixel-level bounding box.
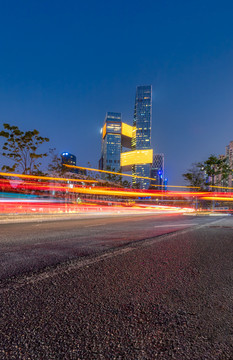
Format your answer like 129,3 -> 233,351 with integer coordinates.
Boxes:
99,87 -> 153,187
100,112 -> 122,172
150,153 -> 164,188
132,85 -> 152,189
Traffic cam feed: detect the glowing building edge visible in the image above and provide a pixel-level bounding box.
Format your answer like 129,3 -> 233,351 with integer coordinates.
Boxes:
121,149 -> 153,167
121,123 -> 134,138
102,122 -> 134,140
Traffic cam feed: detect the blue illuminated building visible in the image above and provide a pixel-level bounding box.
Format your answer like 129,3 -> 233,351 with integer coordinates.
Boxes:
61,152 -> 76,167
61,152 -> 86,175
150,153 -> 164,189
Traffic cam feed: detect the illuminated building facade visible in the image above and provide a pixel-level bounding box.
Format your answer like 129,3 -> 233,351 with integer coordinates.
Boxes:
132,85 -> 152,189
62,152 -> 86,175
61,152 -> 76,167
99,86 -> 153,188
100,112 -> 122,172
121,149 -> 153,168
150,153 -> 164,188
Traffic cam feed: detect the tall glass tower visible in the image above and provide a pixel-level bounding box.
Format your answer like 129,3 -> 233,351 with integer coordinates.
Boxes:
100,112 -> 122,172
132,85 -> 152,189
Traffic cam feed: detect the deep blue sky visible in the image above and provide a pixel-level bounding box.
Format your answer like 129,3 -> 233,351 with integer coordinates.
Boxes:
0,0 -> 233,184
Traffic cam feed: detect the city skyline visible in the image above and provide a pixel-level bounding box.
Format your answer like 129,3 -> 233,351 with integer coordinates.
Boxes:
99,86 -> 154,189
0,1 -> 233,185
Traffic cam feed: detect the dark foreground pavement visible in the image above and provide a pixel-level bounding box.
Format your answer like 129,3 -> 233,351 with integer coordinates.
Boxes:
0,213 -> 220,282
0,216 -> 233,359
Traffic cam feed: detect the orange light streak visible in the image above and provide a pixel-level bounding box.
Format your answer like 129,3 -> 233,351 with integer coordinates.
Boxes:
0,172 -> 98,183
209,185 -> 233,190
151,184 -> 201,189
70,186 -> 208,198
64,164 -> 156,181
201,196 -> 233,201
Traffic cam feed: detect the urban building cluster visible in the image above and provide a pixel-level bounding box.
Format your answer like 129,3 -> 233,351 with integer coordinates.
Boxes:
60,86 -> 232,191
98,85 -> 165,189
60,85 -> 166,189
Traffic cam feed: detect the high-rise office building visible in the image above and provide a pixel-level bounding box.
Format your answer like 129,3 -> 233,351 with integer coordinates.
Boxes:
61,152 -> 86,175
150,153 -> 164,188
99,112 -> 122,172
61,152 -> 76,167
132,85 -> 152,189
99,87 -> 153,187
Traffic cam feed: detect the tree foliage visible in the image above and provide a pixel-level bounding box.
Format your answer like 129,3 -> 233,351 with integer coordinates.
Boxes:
183,155 -> 231,190
0,123 -> 49,174
202,154 -> 231,186
182,162 -> 205,190
47,148 -> 65,176
105,166 -> 122,184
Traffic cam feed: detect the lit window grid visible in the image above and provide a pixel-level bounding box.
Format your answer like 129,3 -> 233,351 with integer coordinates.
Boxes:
103,134 -> 121,171
132,164 -> 151,189
106,123 -> 121,134
133,85 -> 152,188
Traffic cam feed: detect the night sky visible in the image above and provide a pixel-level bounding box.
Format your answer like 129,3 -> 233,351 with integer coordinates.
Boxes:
0,0 -> 233,185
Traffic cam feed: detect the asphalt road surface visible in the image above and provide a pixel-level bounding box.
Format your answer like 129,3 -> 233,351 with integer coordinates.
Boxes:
0,214 -> 233,359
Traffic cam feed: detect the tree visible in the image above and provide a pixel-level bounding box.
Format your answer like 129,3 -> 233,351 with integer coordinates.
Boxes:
183,155 -> 231,191
202,155 -> 220,187
182,162 -> 205,190
122,180 -> 131,188
202,155 -> 231,188
0,123 -> 49,174
47,148 -> 65,176
219,158 -> 232,185
105,166 -> 122,184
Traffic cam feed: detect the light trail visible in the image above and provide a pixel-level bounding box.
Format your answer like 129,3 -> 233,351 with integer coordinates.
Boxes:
64,164 -> 157,181
1,177 -> 233,199
201,196 -> 233,201
150,184 -> 201,189
209,185 -> 233,190
0,172 -> 98,183
0,172 -> 233,215
0,199 -> 195,215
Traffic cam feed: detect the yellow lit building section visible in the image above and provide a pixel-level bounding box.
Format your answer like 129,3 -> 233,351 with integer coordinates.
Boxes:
121,149 -> 153,167
102,123 -> 106,138
121,123 -> 134,138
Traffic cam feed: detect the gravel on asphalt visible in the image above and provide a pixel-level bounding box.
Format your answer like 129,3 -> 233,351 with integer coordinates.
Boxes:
0,218 -> 233,359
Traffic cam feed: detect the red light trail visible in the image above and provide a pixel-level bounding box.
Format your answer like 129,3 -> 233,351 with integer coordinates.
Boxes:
1,172 -> 233,215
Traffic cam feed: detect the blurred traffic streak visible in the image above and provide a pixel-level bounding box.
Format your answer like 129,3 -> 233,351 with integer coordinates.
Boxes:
1,172 -> 233,215
0,199 -> 194,215
0,172 -> 98,183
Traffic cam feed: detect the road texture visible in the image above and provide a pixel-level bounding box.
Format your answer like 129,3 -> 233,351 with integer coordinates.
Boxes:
0,214 -> 233,359
0,213 -> 217,282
